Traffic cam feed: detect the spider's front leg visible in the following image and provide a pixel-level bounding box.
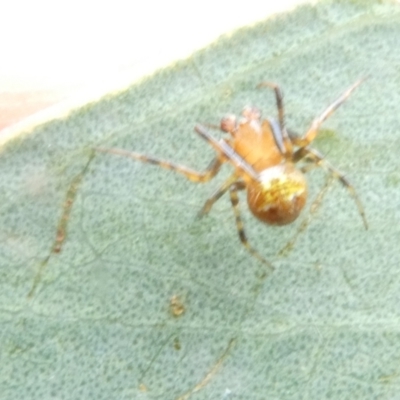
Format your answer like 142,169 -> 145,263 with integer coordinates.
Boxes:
95,147 -> 222,183
292,78 -> 365,147
257,81 -> 293,156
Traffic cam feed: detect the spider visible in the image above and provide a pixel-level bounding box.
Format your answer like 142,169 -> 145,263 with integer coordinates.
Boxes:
96,79 -> 367,269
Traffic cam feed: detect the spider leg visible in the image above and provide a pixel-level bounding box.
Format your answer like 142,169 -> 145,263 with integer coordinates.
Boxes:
194,124 -> 260,181
198,174 -> 239,217
257,81 -> 293,156
278,175 -> 334,256
201,122 -> 221,131
294,146 -> 368,230
258,82 -> 285,129
95,147 -> 222,183
293,78 -> 365,147
299,162 -> 319,174
229,183 -> 274,270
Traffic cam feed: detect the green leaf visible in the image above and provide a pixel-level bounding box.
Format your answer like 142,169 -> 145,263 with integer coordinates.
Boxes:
1,1 -> 400,398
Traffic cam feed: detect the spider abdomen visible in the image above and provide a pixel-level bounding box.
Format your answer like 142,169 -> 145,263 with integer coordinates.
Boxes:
247,164 -> 307,225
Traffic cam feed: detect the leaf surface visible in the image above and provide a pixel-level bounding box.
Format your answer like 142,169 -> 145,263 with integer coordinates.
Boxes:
1,1 -> 400,398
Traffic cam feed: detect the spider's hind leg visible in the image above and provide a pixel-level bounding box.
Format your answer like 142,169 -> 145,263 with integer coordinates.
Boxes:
229,182 -> 274,271
278,174 -> 334,256
198,174 -> 238,217
293,146 -> 368,230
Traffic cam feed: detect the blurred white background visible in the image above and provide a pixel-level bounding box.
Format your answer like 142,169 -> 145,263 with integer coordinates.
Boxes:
0,0 -> 311,132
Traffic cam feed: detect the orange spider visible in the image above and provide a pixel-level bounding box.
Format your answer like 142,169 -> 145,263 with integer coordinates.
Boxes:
96,79 -> 367,269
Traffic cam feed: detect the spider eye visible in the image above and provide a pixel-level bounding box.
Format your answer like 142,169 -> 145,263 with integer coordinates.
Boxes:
220,114 -> 237,133
242,106 -> 261,121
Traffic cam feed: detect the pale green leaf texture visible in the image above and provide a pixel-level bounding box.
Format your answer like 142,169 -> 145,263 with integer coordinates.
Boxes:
2,1 -> 400,399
